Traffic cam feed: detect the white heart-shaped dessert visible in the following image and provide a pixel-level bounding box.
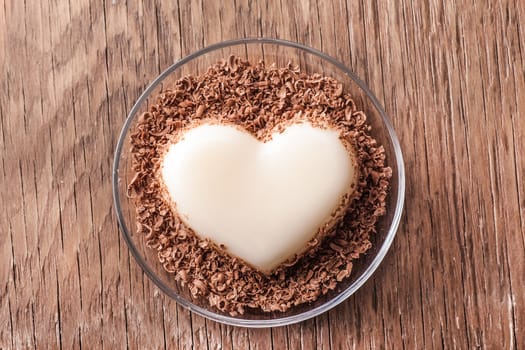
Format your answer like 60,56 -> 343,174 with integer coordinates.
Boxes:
160,122 -> 356,273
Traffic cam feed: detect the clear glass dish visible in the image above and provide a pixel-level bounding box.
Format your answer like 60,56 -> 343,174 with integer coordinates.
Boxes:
112,38 -> 405,327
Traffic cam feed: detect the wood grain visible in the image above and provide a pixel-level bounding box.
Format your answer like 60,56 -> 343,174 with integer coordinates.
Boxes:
1,0 -> 524,348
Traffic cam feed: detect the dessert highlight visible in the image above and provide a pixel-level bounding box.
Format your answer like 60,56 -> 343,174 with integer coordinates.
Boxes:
128,56 -> 391,315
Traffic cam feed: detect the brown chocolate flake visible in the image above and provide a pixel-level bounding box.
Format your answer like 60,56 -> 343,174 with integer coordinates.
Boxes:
127,56 -> 392,316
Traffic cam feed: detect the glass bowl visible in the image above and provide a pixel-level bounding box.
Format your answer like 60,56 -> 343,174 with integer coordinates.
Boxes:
112,38 -> 405,327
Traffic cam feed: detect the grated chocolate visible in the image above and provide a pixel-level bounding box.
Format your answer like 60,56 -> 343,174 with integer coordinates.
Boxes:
127,56 -> 392,315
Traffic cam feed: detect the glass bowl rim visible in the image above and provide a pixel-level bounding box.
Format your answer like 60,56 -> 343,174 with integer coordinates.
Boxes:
112,37 -> 405,328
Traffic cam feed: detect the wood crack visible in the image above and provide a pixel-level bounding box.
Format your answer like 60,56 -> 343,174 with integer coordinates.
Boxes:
56,268 -> 63,350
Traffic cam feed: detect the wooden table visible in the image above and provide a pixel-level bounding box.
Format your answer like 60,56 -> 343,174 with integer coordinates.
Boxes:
1,1 -> 524,348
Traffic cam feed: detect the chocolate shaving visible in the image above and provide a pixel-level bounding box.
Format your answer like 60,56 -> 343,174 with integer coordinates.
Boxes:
128,56 -> 392,315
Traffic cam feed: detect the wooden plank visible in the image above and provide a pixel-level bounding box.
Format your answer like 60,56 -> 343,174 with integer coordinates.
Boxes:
0,0 -> 524,348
